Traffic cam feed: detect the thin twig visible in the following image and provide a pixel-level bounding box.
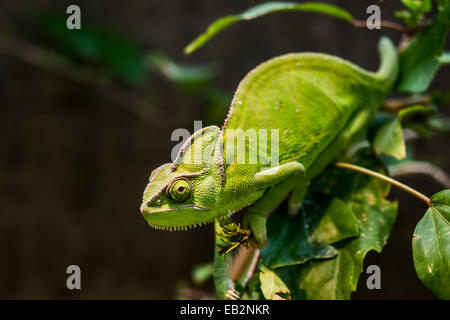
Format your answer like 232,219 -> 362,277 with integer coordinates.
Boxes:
0,32 -> 172,129
352,20 -> 406,33
381,94 -> 432,112
335,162 -> 431,206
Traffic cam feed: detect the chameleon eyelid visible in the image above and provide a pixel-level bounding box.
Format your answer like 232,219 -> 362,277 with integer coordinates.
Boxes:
166,178 -> 193,201
148,171 -> 203,203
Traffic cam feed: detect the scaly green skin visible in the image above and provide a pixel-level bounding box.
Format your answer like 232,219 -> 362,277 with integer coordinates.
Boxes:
140,37 -> 398,247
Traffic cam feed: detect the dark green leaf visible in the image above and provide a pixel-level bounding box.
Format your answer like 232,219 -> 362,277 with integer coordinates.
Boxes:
297,151 -> 398,299
397,4 -> 450,93
436,0 -> 450,10
184,2 -> 353,54
396,105 -> 450,137
240,273 -> 264,300
370,114 -> 406,160
259,265 -> 291,300
40,13 -> 145,86
274,266 -> 307,299
396,0 -> 431,26
412,189 -> 450,299
261,193 -> 359,269
191,262 -> 213,285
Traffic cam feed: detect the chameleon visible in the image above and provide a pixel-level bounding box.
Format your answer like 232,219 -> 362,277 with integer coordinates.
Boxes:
140,37 -> 398,247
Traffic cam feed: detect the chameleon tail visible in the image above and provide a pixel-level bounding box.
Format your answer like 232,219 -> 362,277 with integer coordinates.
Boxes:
375,37 -> 399,91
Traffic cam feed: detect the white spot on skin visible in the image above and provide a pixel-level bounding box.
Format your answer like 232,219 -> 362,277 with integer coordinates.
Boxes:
295,109 -> 300,112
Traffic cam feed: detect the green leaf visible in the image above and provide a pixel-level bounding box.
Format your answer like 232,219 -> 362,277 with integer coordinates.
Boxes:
297,150 -> 398,299
191,262 -> 213,285
412,189 -> 450,299
396,0 -> 432,26
184,1 -> 354,54
146,51 -> 218,87
213,221 -> 233,299
436,0 -> 450,10
273,266 -> 307,300
40,13 -> 145,86
395,104 -> 450,138
261,193 -> 359,268
371,114 -> 406,160
438,52 -> 450,65
398,105 -> 436,121
397,4 -> 450,93
240,273 -> 264,300
259,265 -> 291,300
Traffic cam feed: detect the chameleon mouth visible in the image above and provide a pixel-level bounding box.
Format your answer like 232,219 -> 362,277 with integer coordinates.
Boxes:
141,204 -> 207,214
143,208 -> 240,231
146,218 -> 215,231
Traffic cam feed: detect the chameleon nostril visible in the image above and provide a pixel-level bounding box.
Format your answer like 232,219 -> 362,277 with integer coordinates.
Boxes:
148,199 -> 162,206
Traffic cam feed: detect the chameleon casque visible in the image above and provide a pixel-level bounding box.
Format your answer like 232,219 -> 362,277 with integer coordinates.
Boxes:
140,37 -> 398,247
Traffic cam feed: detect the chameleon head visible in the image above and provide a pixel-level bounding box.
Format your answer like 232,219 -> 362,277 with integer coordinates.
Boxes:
140,126 -> 226,230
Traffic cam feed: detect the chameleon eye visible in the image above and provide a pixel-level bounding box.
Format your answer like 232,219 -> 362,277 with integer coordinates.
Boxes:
167,179 -> 192,202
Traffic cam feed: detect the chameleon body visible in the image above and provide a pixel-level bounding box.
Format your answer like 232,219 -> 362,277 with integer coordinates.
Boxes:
140,37 -> 398,246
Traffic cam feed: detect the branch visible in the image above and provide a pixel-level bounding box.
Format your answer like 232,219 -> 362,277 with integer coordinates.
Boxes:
351,20 -> 406,33
381,94 -> 432,112
0,32 -> 173,129
335,162 -> 431,206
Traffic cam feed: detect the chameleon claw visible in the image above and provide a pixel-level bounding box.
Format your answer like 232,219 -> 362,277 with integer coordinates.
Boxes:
216,223 -> 251,255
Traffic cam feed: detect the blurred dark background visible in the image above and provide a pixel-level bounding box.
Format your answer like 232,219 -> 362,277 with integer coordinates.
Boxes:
0,0 -> 448,299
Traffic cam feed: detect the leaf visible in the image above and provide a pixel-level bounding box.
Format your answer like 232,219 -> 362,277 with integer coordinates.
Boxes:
398,105 -> 436,121
274,266 -> 307,300
259,265 -> 291,300
240,273 -> 264,300
184,1 -> 354,54
39,13 -> 145,86
397,4 -> 450,93
412,189 -> 450,299
297,150 -> 398,299
261,193 -> 359,268
396,0 -> 431,27
213,221 -> 233,299
146,51 -> 218,88
370,114 -> 406,160
191,262 -> 213,285
394,104 -> 450,138
436,0 -> 450,10
438,52 -> 450,65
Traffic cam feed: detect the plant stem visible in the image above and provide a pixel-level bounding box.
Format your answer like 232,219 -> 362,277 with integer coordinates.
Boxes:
335,162 -> 431,206
351,20 -> 406,33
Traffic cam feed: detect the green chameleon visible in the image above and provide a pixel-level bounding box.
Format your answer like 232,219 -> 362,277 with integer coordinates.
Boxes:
140,37 -> 398,247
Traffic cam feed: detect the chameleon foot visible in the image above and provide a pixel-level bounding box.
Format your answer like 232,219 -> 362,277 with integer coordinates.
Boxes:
216,223 -> 251,255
